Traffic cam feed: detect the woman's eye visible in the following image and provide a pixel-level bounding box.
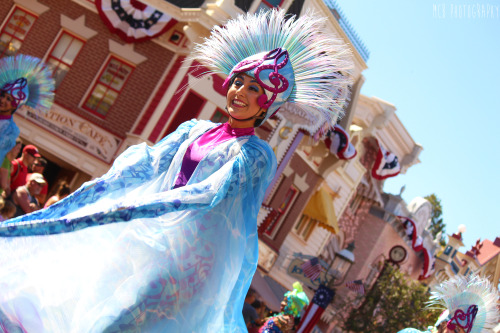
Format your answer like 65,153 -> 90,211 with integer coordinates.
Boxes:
250,85 -> 260,92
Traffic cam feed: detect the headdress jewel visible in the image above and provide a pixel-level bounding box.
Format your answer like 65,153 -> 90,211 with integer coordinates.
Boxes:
0,54 -> 55,113
191,9 -> 353,130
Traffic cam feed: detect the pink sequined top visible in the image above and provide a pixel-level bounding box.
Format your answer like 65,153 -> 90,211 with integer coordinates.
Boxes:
173,123 -> 255,188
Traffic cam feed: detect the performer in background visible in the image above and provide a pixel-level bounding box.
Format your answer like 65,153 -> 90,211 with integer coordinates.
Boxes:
0,55 -> 54,163
0,10 -> 351,332
398,275 -> 499,333
259,282 -> 310,333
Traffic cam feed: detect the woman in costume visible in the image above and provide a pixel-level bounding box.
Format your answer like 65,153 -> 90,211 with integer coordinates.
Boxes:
259,282 -> 309,333
398,275 -> 499,333
0,55 -> 54,163
0,10 -> 351,332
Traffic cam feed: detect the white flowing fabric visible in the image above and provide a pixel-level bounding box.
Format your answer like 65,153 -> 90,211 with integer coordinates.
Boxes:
0,119 -> 276,332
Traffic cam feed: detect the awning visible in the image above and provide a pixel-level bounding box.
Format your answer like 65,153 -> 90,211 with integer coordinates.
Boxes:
302,185 -> 339,234
251,271 -> 288,312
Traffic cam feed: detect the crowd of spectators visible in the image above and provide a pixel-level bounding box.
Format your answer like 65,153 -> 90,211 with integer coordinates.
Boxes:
0,141 -> 72,220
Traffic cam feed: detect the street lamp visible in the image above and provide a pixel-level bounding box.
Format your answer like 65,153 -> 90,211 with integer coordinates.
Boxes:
327,242 -> 355,287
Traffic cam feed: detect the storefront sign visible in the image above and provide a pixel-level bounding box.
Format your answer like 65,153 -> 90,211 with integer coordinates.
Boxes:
287,258 -> 334,289
17,105 -> 122,163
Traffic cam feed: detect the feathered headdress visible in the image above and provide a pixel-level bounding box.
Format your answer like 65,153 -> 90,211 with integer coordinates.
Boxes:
430,275 -> 499,333
0,54 -> 54,113
191,9 -> 353,132
283,281 -> 309,317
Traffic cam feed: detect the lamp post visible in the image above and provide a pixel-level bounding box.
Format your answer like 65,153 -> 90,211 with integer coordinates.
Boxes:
297,242 -> 355,333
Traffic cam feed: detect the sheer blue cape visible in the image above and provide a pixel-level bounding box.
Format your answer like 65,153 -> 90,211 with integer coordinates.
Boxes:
0,118 -> 20,163
0,119 -> 276,332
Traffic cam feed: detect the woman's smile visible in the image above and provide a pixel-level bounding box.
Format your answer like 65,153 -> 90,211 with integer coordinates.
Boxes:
226,73 -> 267,128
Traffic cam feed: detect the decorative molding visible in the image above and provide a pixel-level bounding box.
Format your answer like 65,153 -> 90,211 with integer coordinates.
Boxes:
61,15 -> 98,40
14,0 -> 49,15
108,40 -> 147,65
293,172 -> 310,192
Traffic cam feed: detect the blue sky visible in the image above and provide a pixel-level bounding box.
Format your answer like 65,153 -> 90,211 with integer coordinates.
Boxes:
335,0 -> 500,249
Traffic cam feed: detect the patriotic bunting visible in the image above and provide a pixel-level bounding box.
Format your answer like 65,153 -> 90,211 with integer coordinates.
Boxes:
345,280 -> 365,295
297,285 -> 335,333
324,124 -> 357,160
371,141 -> 401,180
96,0 -> 178,43
301,258 -> 323,281
398,216 -> 435,280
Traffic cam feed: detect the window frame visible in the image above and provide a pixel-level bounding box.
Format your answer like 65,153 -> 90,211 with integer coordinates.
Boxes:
264,184 -> 299,238
293,214 -> 317,242
46,30 -> 86,89
0,6 -> 38,58
82,55 -> 135,118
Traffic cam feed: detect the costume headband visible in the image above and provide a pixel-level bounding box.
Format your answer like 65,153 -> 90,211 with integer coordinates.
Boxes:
0,55 -> 54,113
191,9 -> 353,129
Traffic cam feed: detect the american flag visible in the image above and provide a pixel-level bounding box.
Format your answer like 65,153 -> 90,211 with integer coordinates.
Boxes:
297,285 -> 335,333
345,280 -> 365,295
300,258 -> 323,281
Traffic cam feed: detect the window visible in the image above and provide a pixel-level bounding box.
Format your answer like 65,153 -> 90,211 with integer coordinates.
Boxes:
47,32 -> 85,88
258,0 -> 283,10
451,261 -> 460,274
294,214 -> 316,241
256,0 -> 283,13
0,7 -> 37,58
443,245 -> 453,256
83,56 -> 134,117
264,185 -> 299,237
210,108 -> 229,124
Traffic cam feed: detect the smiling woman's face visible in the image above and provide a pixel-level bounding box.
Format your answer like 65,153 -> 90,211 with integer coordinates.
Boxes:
226,73 -> 267,128
0,90 -> 16,116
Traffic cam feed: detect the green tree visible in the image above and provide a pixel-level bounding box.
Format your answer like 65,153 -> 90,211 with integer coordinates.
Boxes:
343,264 -> 441,332
425,194 -> 446,247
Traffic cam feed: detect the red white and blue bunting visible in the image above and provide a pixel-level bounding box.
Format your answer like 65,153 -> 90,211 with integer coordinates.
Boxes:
96,0 -> 178,43
371,140 -> 400,180
324,124 -> 357,160
398,216 -> 435,280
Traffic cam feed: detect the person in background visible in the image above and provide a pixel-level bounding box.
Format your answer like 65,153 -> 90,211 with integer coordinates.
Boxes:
243,289 -> 260,330
44,181 -> 71,208
0,138 -> 21,197
28,157 -> 48,206
0,55 -> 53,164
249,300 -> 267,333
11,172 -> 45,217
259,282 -> 309,333
0,200 -> 16,222
10,145 -> 41,192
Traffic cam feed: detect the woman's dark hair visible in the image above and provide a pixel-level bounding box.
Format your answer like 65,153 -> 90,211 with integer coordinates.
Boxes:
57,181 -> 71,197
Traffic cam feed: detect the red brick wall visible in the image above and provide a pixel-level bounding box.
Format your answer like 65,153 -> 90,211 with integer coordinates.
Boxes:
1,0 -> 175,138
